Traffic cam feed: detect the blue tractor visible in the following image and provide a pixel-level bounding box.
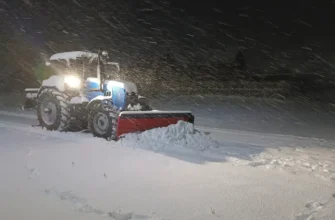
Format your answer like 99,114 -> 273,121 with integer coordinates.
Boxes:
24,50 -> 194,140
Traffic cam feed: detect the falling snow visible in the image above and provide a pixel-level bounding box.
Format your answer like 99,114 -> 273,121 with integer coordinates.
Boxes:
1,1 -> 335,220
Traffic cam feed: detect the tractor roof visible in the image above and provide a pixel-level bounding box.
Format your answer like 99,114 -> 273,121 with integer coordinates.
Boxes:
49,51 -> 98,63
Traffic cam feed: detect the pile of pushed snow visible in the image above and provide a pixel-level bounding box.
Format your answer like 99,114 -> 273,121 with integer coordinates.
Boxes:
118,121 -> 219,151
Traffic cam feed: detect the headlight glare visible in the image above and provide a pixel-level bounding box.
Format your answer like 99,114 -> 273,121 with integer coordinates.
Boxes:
64,75 -> 81,88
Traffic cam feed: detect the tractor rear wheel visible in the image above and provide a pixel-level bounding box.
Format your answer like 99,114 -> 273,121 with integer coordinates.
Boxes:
37,88 -> 70,131
88,103 -> 118,140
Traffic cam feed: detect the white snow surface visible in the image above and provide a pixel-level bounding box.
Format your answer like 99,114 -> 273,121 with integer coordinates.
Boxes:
0,94 -> 335,220
50,51 -> 98,62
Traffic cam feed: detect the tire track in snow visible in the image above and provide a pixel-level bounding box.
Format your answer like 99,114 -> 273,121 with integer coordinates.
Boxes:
44,188 -> 165,220
294,193 -> 335,220
24,164 -> 39,179
0,110 -> 37,119
0,120 -> 96,143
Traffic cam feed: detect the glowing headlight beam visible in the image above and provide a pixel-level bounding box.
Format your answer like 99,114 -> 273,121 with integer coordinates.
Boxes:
64,75 -> 81,88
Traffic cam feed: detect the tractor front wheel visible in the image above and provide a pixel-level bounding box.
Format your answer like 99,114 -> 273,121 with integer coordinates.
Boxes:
37,88 -> 70,131
88,103 -> 118,140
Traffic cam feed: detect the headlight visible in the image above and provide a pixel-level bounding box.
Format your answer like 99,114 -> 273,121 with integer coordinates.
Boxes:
64,75 -> 81,88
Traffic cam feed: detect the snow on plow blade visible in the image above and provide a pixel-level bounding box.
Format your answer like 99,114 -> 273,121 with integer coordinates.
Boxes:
116,111 -> 194,137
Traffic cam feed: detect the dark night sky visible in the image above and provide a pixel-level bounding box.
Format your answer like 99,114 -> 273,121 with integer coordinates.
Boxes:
1,0 -> 335,93
4,0 -> 335,49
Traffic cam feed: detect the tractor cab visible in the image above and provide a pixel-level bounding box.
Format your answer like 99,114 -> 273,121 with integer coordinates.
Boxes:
46,51 -> 119,82
24,50 -> 121,108
44,51 -> 123,101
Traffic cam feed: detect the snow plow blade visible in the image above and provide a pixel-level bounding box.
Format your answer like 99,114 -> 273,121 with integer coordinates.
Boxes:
116,111 -> 194,138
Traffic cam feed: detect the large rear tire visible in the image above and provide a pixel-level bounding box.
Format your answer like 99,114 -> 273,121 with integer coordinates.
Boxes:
37,88 -> 70,131
88,103 -> 118,140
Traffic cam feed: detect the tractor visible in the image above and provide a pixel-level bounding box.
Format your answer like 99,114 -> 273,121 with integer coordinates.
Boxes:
24,50 -> 194,140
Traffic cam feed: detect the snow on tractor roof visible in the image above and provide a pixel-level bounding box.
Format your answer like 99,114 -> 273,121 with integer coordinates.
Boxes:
49,51 -> 98,62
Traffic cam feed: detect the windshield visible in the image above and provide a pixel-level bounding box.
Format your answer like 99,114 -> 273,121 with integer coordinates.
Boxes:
103,63 -> 120,79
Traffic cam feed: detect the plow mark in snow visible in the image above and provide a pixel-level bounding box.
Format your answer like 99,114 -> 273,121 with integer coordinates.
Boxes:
44,188 -> 165,220
294,194 -> 335,220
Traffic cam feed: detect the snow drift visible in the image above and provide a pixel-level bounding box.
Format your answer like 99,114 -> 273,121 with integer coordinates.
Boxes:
118,120 -> 219,151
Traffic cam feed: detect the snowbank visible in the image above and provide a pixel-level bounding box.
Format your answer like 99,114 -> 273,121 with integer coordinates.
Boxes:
118,121 -> 219,151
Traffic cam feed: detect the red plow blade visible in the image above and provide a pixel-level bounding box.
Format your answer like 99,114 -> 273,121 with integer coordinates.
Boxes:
116,111 -> 194,138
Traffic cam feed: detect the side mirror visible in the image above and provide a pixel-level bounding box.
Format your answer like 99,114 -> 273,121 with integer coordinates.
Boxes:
107,62 -> 120,72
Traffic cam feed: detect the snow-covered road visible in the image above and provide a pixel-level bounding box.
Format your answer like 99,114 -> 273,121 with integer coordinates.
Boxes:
0,95 -> 335,220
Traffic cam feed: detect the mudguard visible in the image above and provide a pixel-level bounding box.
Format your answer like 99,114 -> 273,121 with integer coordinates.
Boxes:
86,95 -> 113,110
